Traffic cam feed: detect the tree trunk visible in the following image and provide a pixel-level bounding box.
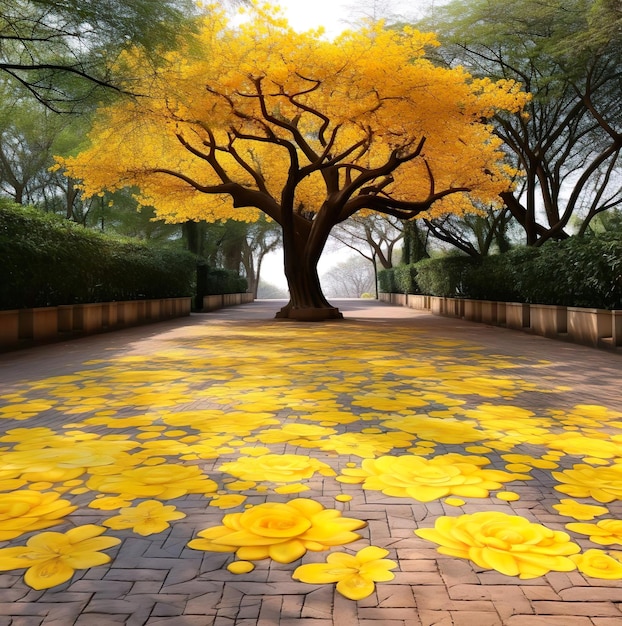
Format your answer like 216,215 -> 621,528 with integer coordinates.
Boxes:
276,215 -> 343,321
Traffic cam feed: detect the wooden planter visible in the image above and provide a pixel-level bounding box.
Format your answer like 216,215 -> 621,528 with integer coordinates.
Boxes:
407,295 -> 429,310
463,299 -> 482,323
505,302 -> 530,330
0,310 -> 19,349
529,304 -> 567,338
567,307 -> 612,347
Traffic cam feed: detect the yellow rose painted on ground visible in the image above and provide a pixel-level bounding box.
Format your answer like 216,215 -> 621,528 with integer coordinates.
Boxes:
571,549 -> 622,579
218,454 -> 335,483
87,464 -> 218,499
0,491 -> 77,540
103,500 -> 186,536
566,520 -> 622,545
415,511 -> 580,578
0,524 -> 120,589
338,454 -> 528,502
553,464 -> 622,503
293,546 -> 397,600
188,498 -> 366,563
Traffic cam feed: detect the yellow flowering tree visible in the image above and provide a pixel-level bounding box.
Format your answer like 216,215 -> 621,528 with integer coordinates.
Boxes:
57,2 -> 529,320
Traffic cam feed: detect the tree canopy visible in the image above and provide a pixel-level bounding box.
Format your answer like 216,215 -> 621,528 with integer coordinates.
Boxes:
420,0 -> 622,246
0,0 -> 200,110
57,2 -> 529,319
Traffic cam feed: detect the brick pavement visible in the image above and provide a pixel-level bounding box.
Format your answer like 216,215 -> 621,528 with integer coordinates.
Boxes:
0,299 -> 621,626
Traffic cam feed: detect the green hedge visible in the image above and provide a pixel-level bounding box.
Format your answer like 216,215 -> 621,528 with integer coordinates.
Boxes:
0,201 -> 197,309
381,233 -> 622,310
196,262 -> 248,297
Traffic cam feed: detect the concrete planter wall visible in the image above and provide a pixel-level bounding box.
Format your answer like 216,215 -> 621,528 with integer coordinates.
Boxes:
407,295 -> 429,310
567,307 -> 612,347
203,292 -> 254,312
463,299 -> 483,323
1,297 -> 193,352
378,293 -> 619,352
506,302 -> 530,330
529,304 -> 567,338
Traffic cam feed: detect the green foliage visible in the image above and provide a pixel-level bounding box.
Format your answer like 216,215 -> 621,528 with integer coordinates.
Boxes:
0,200 -> 196,309
393,264 -> 420,295
400,235 -> 622,309
415,256 -> 478,298
197,263 -> 248,298
378,268 -> 397,294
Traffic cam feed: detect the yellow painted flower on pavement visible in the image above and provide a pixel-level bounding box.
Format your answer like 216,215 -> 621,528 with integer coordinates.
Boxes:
293,546 -> 397,600
571,549 -> 622,579
0,524 -> 120,589
87,464 -> 218,499
0,491 -> 77,540
380,415 -> 486,445
338,454 -> 528,502
188,498 -> 366,563
103,500 -> 186,536
553,464 -> 622,503
219,454 -> 335,483
552,499 -> 609,521
566,520 -> 622,546
415,511 -> 580,579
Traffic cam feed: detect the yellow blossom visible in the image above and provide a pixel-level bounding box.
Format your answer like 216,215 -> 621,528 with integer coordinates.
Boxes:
571,549 -> 622,579
566,520 -> 622,546
338,454 -> 528,502
553,464 -> 622,503
188,498 -> 366,563
87,464 -> 217,499
415,511 -> 580,579
552,499 -> 609,521
219,454 -> 335,483
293,546 -> 397,600
0,525 -> 120,589
103,500 -> 186,535
0,491 -> 77,540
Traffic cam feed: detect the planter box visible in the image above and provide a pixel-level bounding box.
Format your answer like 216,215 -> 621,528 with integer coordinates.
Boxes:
496,302 -> 507,326
102,302 -> 118,328
146,299 -> 161,320
73,303 -> 104,333
567,307 -> 612,347
506,302 -> 530,330
18,307 -> 59,341
430,296 -> 444,315
463,299 -> 482,323
0,310 -> 19,349
614,311 -> 622,347
530,304 -> 567,338
407,295 -> 429,310
203,295 -> 224,311
480,301 -> 498,325
390,293 -> 407,306
57,305 -> 74,332
118,301 -> 139,326
444,298 -> 462,318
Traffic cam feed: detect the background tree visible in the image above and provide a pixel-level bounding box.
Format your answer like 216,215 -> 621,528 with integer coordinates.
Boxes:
58,4 -> 529,320
0,0 -> 205,111
421,0 -> 622,246
328,214 -> 404,297
321,256 -> 376,298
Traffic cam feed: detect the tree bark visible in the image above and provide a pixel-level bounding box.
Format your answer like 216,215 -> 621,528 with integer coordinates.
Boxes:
276,213 -> 343,321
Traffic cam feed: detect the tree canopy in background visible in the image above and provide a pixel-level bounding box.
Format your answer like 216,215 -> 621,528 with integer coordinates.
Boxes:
0,0 -> 200,110
420,0 -> 622,247
58,3 -> 528,319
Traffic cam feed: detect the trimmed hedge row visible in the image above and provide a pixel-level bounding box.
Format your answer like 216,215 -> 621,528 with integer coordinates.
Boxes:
379,233 -> 622,310
1,202 -> 197,310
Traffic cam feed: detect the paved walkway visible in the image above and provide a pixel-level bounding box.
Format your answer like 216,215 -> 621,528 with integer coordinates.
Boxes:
0,299 -> 621,626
